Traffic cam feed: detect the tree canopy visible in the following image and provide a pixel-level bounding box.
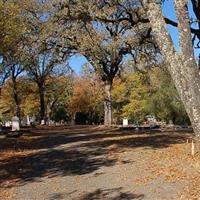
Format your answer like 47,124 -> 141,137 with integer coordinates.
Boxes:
0,0 -> 198,130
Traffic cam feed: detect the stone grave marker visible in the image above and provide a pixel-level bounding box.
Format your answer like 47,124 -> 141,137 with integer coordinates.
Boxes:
12,116 -> 20,131
41,119 -> 45,125
5,121 -> 11,127
123,119 -> 128,126
27,115 -> 30,126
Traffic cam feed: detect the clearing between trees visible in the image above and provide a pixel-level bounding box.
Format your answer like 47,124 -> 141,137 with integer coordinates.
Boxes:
0,126 -> 200,200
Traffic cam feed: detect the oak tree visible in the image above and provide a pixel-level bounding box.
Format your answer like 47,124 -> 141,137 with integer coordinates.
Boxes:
54,0 -> 156,125
142,0 -> 200,142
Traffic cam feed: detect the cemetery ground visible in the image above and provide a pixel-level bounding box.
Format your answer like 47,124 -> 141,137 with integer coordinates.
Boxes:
0,126 -> 200,200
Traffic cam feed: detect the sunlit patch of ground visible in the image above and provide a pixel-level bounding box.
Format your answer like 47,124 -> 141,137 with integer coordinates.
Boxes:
0,126 -> 200,199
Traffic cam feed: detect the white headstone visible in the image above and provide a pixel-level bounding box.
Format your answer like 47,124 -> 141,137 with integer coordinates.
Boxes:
5,121 -> 11,127
27,115 -> 30,126
41,120 -> 45,125
123,119 -> 128,126
12,116 -> 20,131
48,120 -> 55,126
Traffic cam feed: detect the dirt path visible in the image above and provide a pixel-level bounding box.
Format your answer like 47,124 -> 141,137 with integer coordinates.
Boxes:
0,126 -> 200,199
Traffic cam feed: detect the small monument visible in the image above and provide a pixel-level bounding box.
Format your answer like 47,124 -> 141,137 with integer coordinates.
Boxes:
27,115 -> 30,126
5,121 -> 11,127
168,120 -> 174,128
30,116 -> 36,126
41,119 -> 45,125
123,119 -> 128,126
12,116 -> 20,132
146,115 -> 157,128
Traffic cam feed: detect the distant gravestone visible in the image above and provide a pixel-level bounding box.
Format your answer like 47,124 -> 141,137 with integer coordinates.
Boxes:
12,116 -> 20,131
27,115 -> 30,126
5,121 -> 11,127
146,115 -> 157,128
123,119 -> 128,126
30,116 -> 36,125
48,120 -> 55,126
55,122 -> 60,126
41,120 -> 45,125
168,120 -> 174,129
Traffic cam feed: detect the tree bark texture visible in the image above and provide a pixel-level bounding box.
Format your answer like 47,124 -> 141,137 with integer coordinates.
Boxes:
143,1 -> 200,140
38,84 -> 46,123
104,81 -> 112,126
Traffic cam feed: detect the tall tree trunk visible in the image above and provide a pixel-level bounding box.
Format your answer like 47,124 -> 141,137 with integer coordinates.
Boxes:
38,84 -> 46,124
12,77 -> 21,120
104,80 -> 112,126
143,1 -> 200,142
46,100 -> 56,124
46,103 -> 51,124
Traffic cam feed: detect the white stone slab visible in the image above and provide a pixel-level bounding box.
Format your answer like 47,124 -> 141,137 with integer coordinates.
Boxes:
123,119 -> 128,126
12,116 -> 20,131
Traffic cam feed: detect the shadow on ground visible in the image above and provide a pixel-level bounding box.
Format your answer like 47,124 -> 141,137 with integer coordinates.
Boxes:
47,188 -> 144,200
0,126 -> 193,151
0,126 -> 193,188
0,146 -> 117,186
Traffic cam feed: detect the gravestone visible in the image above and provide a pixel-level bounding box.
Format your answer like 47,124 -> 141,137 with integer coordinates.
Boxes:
168,120 -> 174,129
5,121 -> 11,127
48,120 -> 55,126
27,115 -> 30,126
146,115 -> 157,128
30,116 -> 36,125
123,119 -> 128,126
41,120 -> 45,125
12,116 -> 20,131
